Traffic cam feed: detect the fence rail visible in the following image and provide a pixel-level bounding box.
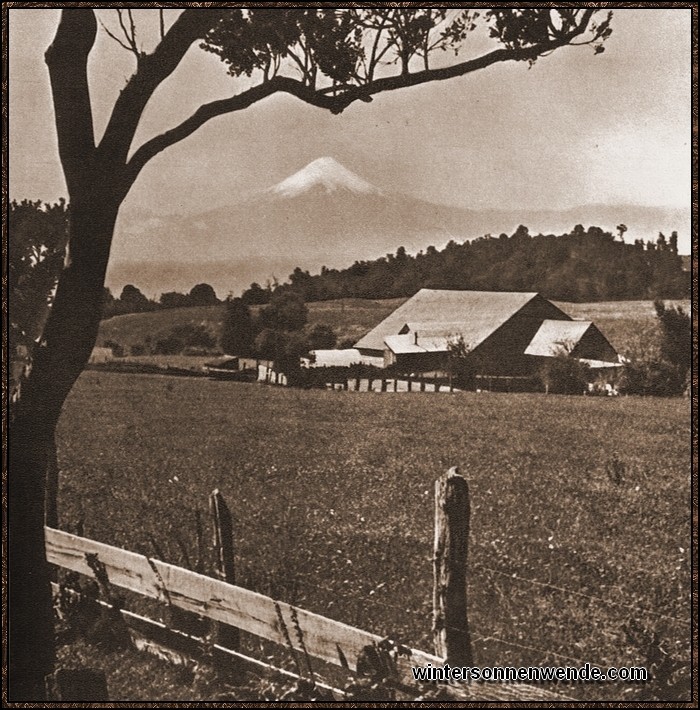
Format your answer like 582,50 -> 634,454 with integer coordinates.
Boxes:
45,469 -> 569,701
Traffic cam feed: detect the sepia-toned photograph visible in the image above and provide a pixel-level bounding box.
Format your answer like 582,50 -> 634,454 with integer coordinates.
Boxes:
5,4 -> 695,703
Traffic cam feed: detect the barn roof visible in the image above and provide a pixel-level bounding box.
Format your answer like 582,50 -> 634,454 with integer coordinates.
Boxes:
524,320 -> 594,357
356,289 -> 541,353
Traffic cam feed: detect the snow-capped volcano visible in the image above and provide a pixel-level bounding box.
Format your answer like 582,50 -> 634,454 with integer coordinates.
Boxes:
112,157 -> 690,297
269,156 -> 382,197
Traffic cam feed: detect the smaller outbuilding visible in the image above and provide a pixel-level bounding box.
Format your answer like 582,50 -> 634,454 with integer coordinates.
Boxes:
304,348 -> 384,369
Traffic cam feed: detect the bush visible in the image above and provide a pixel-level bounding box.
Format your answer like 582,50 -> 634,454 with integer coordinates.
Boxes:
539,355 -> 591,395
618,301 -> 690,397
221,297 -> 256,356
130,343 -> 147,356
620,359 -> 687,397
307,324 -> 336,350
258,290 -> 308,332
154,335 -> 184,355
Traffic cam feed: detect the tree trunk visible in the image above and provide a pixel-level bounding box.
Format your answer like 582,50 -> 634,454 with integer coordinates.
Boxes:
8,200 -> 120,700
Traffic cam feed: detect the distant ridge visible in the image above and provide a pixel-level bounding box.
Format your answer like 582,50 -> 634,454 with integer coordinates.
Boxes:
109,158 -> 691,296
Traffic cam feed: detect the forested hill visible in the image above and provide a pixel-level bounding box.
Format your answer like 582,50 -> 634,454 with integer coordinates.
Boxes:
271,225 -> 689,304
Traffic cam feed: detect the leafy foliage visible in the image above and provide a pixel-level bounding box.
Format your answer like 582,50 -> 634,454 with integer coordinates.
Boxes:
653,301 -> 690,372
446,335 -> 475,389
9,199 -> 69,352
277,226 -> 688,303
188,283 -> 219,307
221,297 -> 256,356
307,324 -> 337,350
258,290 -> 308,332
118,285 -> 153,313
621,301 -> 690,397
201,9 -> 610,91
154,324 -> 217,355
538,348 -> 591,395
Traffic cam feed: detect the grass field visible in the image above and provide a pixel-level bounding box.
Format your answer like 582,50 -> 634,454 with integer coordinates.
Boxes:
55,372 -> 692,700
97,297 -> 690,358
97,298 -> 407,354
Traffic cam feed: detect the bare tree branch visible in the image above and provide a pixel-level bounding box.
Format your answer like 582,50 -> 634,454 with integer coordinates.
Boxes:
127,9 -> 138,51
97,9 -> 217,169
99,18 -> 134,54
116,9 -> 139,56
126,9 -> 596,185
125,76 -> 341,181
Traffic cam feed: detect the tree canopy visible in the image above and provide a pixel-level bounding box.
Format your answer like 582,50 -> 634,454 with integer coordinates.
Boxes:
9,200 -> 68,353
269,225 -> 688,303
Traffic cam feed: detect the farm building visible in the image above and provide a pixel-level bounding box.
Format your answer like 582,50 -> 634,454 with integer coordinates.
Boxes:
303,348 -> 384,368
354,289 -> 619,377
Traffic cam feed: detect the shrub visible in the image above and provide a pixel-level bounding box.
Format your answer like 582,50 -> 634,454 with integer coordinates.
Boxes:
620,359 -> 687,397
154,324 -> 218,355
307,324 -> 336,350
221,297 -> 256,356
619,301 -> 690,397
154,334 -> 184,355
539,355 -> 591,395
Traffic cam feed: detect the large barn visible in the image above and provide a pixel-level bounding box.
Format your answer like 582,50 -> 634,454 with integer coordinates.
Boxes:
354,289 -> 619,377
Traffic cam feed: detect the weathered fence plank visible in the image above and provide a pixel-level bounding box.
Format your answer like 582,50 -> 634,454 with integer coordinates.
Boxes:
46,528 -> 566,700
46,528 -> 430,676
434,467 -> 473,667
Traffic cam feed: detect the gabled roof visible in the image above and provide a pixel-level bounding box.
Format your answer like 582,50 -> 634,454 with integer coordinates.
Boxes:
524,320 -> 594,357
356,289 -> 541,353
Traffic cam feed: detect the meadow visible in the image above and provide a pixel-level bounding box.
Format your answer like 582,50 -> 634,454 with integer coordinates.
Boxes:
97,297 -> 690,358
55,371 -> 692,700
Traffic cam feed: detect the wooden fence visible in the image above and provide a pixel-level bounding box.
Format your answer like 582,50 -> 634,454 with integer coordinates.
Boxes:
46,469 -> 566,701
258,366 -> 456,393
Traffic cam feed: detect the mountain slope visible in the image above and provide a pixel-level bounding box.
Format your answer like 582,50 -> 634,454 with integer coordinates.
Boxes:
109,157 -> 690,296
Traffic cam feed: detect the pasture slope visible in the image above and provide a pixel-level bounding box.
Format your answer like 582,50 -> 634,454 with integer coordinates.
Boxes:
97,297 -> 690,357
56,372 -> 692,701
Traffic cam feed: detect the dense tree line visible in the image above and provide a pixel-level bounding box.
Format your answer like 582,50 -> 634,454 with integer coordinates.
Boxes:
103,282 -> 221,318
259,225 -> 688,304
221,292 -> 336,375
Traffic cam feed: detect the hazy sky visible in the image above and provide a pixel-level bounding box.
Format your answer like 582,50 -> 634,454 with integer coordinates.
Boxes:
9,8 -> 693,251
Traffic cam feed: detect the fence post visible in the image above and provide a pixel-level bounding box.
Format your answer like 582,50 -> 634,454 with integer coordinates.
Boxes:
433,467 -> 473,667
209,489 -> 240,652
